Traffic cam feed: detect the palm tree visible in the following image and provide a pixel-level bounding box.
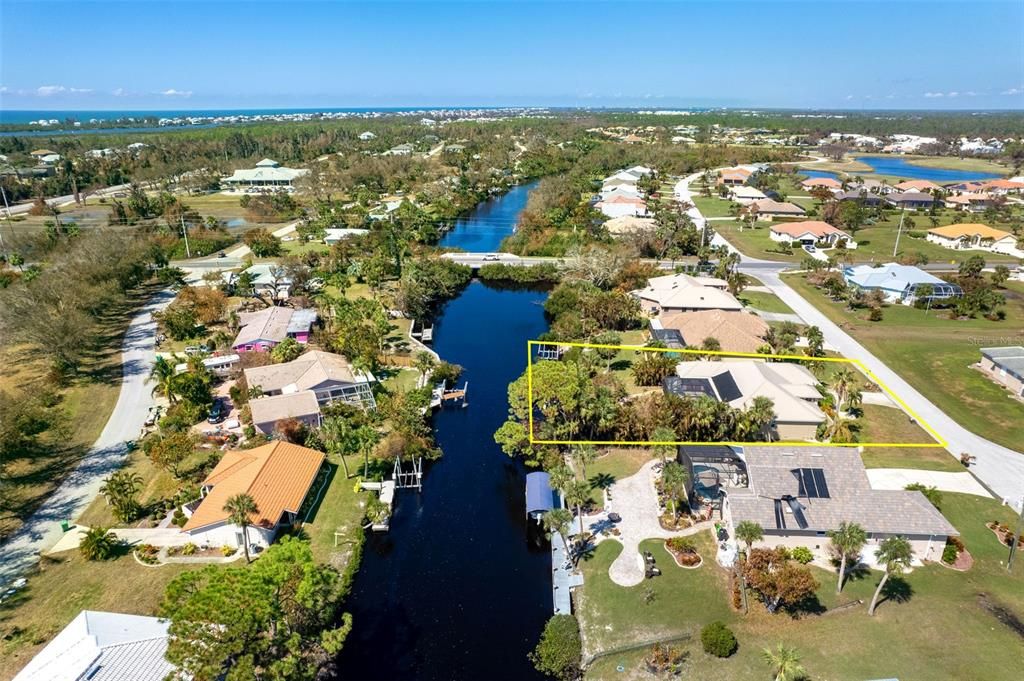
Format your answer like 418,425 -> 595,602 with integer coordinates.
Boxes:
805,326 -> 824,357
650,426 -> 677,465
223,493 -> 259,563
734,521 -> 764,556
79,526 -> 119,561
413,351 -> 436,384
661,462 -> 689,518
570,445 -> 597,480
319,415 -> 353,479
148,355 -> 179,404
542,508 -> 573,554
548,465 -> 574,494
746,397 -> 776,442
353,425 -> 381,478
830,368 -> 857,413
827,521 -> 867,593
99,471 -> 144,523
564,479 -> 591,538
761,644 -> 805,681
869,536 -> 914,616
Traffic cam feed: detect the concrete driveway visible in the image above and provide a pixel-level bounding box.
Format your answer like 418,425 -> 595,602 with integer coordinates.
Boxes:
866,468 -> 991,497
0,290 -> 176,585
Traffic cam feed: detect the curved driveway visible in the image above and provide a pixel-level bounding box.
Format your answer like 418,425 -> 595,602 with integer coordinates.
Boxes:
0,290 -> 175,585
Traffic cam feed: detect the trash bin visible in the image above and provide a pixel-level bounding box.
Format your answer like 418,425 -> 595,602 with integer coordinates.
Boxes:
60,520 -> 70,532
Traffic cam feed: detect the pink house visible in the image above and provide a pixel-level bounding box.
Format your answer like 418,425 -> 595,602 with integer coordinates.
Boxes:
232,307 -> 317,352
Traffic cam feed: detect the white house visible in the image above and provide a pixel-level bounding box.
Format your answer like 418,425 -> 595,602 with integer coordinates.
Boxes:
221,158 -> 309,191
324,227 -> 370,245
630,272 -> 741,314
13,611 -> 175,681
769,220 -> 857,249
843,263 -> 962,305
358,131 -> 377,141
926,223 -> 1020,255
729,185 -> 768,204
181,441 -> 325,549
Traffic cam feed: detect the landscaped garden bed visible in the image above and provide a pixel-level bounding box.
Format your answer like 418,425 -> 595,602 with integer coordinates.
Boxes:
166,542 -> 231,559
939,536 -> 973,571
986,521 -> 1022,549
664,537 -> 703,568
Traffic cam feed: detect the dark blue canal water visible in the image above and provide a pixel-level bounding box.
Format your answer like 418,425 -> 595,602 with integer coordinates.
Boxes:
339,187 -> 551,680
802,156 -> 1002,183
438,181 -> 538,253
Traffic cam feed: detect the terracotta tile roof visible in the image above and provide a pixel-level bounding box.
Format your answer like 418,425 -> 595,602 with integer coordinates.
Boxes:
946,192 -> 993,204
982,179 -> 1024,190
658,310 -> 770,353
895,180 -> 942,192
750,199 -> 806,215
800,177 -> 841,188
928,223 -> 1014,241
182,441 -> 324,532
769,220 -> 845,238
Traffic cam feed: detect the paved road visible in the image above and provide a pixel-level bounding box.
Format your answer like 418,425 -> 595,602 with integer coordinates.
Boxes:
0,290 -> 175,586
4,183 -> 133,217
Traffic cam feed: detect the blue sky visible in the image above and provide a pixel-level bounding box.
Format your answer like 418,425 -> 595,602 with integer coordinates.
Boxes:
1,0 -> 1022,111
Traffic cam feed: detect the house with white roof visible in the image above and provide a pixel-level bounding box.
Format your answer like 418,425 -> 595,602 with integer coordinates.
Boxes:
631,272 -> 742,314
729,185 -> 768,204
843,263 -> 963,305
665,361 -> 826,440
13,611 -> 174,681
221,159 -> 309,192
239,263 -> 294,299
324,228 -> 370,245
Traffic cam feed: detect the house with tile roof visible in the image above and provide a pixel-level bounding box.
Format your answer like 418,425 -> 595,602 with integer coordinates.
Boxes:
657,309 -> 770,354
244,349 -> 376,411
717,167 -> 752,186
894,179 -> 942,193
631,272 -> 742,314
747,198 -> 806,220
927,223 -> 1019,255
729,185 -> 768,204
665,361 -> 826,440
800,177 -> 841,191
181,441 -> 325,549
727,446 -> 957,565
843,263 -> 962,304
769,220 -> 856,249
944,192 -> 996,213
221,158 -> 309,191
13,611 -> 174,681
595,193 -> 649,218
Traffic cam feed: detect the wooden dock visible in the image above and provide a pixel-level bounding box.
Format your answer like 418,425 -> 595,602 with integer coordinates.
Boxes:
551,531 -> 584,615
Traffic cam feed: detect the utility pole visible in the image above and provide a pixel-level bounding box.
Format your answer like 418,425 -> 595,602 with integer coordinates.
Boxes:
892,206 -> 906,258
1008,496 -> 1024,571
180,215 -> 192,259
0,185 -> 11,252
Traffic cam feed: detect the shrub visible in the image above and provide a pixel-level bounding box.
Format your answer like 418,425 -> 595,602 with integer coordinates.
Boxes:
79,526 -> 119,561
868,307 -> 884,322
182,543 -> 197,556
172,509 -> 187,527
135,543 -> 160,565
221,545 -> 236,557
529,614 -> 581,681
700,621 -> 738,658
667,537 -> 696,553
790,546 -> 814,564
644,643 -> 688,673
942,543 -> 959,564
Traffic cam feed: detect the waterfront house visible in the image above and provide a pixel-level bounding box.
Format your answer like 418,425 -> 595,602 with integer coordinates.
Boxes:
244,350 -> 376,409
324,227 -> 369,245
769,220 -> 856,249
846,179 -> 892,194
979,179 -> 1024,196
728,447 -> 957,565
843,263 -> 962,304
595,194 -> 649,219
665,360 -> 826,440
221,158 -> 309,192
182,441 -> 325,549
248,391 -> 323,435
13,611 -> 175,681
747,199 -> 806,221
885,191 -> 938,211
926,223 -> 1019,255
631,272 -> 742,314
658,309 -> 770,354
978,346 -> 1024,398
834,190 -> 884,207
232,306 -> 317,352
800,177 -> 841,191
895,179 -> 942,193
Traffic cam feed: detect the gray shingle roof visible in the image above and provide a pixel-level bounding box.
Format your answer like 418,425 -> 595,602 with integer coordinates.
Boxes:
729,447 -> 957,538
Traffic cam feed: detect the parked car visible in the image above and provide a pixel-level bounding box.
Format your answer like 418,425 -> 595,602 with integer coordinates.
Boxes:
184,345 -> 204,356
207,399 -> 227,424
217,251 -> 227,258
482,253 -> 500,261
803,244 -> 816,253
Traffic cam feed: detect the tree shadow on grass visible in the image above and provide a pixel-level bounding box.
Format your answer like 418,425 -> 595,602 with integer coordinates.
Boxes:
588,473 -> 616,490
875,575 -> 914,609
609,359 -> 633,372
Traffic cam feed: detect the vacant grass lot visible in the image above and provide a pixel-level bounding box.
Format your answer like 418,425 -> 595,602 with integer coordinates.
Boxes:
784,274 -> 1024,451
738,290 -> 794,315
856,404 -> 962,472
579,493 -> 1024,681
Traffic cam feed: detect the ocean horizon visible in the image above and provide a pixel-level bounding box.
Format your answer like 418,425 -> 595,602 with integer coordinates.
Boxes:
0,106 -> 524,124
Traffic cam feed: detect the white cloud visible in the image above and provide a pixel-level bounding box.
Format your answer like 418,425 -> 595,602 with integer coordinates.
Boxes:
947,91 -> 959,98
0,86 -> 8,94
36,85 -> 67,96
923,92 -> 944,98
69,87 -> 92,94
845,94 -> 855,100
1001,86 -> 1022,96
112,88 -> 127,97
158,88 -> 192,97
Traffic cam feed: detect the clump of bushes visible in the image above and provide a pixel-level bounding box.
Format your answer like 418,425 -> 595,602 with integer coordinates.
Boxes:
666,537 -> 701,566
135,544 -> 160,565
644,642 -> 688,674
529,614 -> 581,681
181,543 -> 197,556
790,546 -> 814,564
700,621 -> 738,658
172,508 -> 187,527
221,545 -> 236,557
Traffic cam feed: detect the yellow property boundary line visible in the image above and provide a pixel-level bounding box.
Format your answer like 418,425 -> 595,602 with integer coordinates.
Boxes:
526,340 -> 948,448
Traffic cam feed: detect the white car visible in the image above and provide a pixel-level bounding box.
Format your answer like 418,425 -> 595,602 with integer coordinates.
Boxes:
482,253 -> 501,261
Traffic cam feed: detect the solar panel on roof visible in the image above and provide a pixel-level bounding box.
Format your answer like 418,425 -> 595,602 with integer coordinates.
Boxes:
793,467 -> 829,499
811,468 -> 830,499
785,496 -> 809,529
773,499 -> 786,529
711,372 -> 742,402
664,376 -> 717,400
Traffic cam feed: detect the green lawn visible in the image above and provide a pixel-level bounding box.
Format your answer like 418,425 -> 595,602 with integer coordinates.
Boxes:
856,404 -> 963,472
691,194 -> 737,218
282,239 -> 330,255
784,275 -> 1024,451
709,221 -> 802,261
579,493 -> 1024,681
302,461 -> 369,568
738,290 -> 794,315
